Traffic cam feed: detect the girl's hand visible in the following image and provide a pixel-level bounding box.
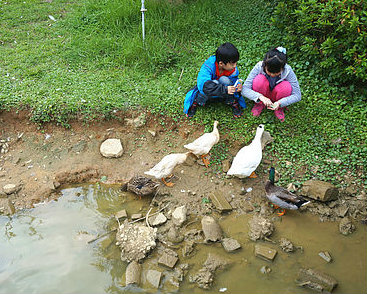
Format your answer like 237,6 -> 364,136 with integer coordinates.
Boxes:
259,95 -> 272,107
271,101 -> 281,110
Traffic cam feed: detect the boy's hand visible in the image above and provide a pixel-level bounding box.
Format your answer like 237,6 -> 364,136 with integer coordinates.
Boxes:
227,86 -> 236,95
236,83 -> 243,92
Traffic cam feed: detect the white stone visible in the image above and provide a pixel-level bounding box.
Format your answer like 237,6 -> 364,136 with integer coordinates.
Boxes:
3,184 -> 18,195
149,213 -> 167,226
100,139 -> 123,158
172,205 -> 187,226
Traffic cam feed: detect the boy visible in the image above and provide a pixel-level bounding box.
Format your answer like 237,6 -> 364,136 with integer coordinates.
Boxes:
183,42 -> 246,118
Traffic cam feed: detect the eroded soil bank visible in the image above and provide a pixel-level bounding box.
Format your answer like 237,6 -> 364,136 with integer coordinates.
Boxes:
0,110 -> 366,223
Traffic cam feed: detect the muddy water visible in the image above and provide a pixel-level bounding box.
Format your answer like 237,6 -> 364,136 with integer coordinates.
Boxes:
0,184 -> 366,294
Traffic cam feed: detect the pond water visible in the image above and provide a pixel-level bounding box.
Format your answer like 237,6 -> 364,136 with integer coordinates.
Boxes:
0,184 -> 366,294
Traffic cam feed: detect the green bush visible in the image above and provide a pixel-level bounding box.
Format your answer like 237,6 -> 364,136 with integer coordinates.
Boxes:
272,0 -> 367,87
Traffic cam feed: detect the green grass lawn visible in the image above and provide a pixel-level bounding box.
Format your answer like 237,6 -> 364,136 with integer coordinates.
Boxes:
0,0 -> 366,189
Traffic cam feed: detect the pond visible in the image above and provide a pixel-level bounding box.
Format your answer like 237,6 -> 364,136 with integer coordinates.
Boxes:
0,183 -> 366,294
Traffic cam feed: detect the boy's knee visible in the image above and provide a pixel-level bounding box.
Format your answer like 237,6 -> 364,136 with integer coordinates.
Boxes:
218,76 -> 231,86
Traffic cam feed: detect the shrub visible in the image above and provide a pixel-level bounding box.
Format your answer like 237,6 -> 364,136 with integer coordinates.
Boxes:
272,0 -> 367,87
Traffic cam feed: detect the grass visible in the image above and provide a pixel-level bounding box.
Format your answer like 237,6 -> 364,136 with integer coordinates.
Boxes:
0,0 -> 366,189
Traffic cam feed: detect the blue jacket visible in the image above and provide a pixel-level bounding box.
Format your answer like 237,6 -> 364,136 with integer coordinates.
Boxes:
183,55 -> 246,113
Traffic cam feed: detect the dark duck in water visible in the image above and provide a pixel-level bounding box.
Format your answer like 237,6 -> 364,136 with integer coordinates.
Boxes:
265,167 -> 310,216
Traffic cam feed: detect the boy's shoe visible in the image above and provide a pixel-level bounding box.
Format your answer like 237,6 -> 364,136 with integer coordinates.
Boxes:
274,108 -> 285,122
251,102 -> 265,117
186,102 -> 198,118
231,102 -> 243,118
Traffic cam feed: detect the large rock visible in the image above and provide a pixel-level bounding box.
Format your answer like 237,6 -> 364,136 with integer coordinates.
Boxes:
3,184 -> 21,195
339,217 -> 356,235
248,215 -> 274,241
296,268 -> 338,292
125,261 -> 141,286
221,238 -> 241,252
201,216 -> 222,242
301,180 -> 338,202
255,244 -> 277,261
146,269 -> 162,288
100,138 -> 123,158
172,206 -> 187,226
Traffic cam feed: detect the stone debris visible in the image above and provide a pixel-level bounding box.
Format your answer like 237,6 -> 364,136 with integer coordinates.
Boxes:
301,180 -> 339,202
149,213 -> 167,226
125,261 -> 141,286
100,138 -> 123,158
158,251 -> 179,269
115,209 -> 127,221
131,213 -> 143,220
209,191 -> 232,213
221,238 -> 241,252
260,265 -> 272,274
318,251 -> 332,263
189,253 -> 229,289
339,217 -> 356,235
255,244 -> 277,262
0,198 -> 15,215
146,269 -> 162,288
172,206 -> 187,226
248,215 -> 274,241
201,216 -> 223,242
296,268 -> 338,292
279,238 -> 295,253
116,222 -> 157,262
182,240 -> 196,257
3,184 -> 20,195
167,226 -> 184,243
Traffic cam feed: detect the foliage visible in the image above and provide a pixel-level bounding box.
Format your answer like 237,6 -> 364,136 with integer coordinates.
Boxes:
272,0 -> 367,88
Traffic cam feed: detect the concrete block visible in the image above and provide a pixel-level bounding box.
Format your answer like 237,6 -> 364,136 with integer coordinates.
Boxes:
255,244 -> 277,261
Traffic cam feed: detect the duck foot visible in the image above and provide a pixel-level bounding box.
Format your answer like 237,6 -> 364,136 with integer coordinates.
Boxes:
201,154 -> 210,168
277,209 -> 286,216
249,171 -> 257,178
162,177 -> 174,187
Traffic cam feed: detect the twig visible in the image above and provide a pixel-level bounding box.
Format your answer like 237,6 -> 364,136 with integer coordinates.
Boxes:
177,68 -> 184,84
145,207 -> 152,228
128,203 -> 170,224
87,228 -> 117,244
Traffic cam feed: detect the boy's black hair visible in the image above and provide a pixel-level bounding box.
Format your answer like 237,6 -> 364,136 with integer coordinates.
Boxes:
263,48 -> 287,73
215,42 -> 239,64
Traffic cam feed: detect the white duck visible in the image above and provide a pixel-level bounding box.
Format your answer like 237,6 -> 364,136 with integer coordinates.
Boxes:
184,121 -> 219,167
144,152 -> 190,187
227,124 -> 264,178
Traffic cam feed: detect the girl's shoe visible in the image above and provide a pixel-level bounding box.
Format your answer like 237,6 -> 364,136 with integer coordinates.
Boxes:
274,108 -> 285,122
251,102 -> 265,117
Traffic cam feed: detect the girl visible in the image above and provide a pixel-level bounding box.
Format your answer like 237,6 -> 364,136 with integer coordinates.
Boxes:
241,47 -> 301,122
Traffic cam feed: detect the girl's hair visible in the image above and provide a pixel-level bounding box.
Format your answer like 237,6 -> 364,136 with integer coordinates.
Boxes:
262,47 -> 287,73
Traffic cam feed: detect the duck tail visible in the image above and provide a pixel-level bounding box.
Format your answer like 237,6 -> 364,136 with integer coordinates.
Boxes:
296,199 -> 311,208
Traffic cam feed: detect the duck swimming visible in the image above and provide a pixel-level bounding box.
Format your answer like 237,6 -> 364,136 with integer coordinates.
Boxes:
144,152 -> 190,187
265,167 -> 310,216
227,124 -> 264,178
127,175 -> 159,199
184,120 -> 219,167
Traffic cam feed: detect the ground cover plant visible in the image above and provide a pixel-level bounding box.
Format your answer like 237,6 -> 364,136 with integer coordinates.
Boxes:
0,0 -> 366,189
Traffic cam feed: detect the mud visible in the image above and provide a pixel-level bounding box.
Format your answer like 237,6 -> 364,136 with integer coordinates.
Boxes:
0,110 -> 366,223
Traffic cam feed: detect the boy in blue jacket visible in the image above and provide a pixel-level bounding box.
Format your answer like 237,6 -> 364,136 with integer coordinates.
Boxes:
183,42 -> 246,118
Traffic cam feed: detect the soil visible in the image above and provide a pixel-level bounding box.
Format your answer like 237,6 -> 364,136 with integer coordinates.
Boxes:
0,110 -> 366,223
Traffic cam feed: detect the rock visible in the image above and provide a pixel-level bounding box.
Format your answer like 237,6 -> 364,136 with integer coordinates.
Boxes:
339,217 -> 356,235
131,213 -> 142,220
296,268 -> 338,292
254,244 -> 277,262
149,213 -> 167,226
116,222 -> 157,262
0,198 -> 16,215
222,160 -> 231,173
260,265 -> 272,274
100,138 -> 123,158
167,226 -> 184,243
261,131 -> 274,150
221,238 -> 241,252
248,215 -> 274,241
125,261 -> 141,286
209,191 -> 232,213
158,252 -> 179,269
115,210 -> 127,221
3,184 -> 20,195
146,269 -> 162,288
172,206 -> 187,226
201,216 -> 223,242
182,241 -> 196,257
189,253 -> 229,289
301,180 -> 339,202
318,251 -> 332,263
279,238 -> 295,253
125,114 -> 146,128
335,205 -> 349,217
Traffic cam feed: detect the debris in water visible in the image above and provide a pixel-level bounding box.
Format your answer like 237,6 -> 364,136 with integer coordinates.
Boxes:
219,287 -> 227,292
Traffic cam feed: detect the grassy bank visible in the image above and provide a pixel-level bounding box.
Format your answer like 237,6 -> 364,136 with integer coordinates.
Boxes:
0,0 -> 366,188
